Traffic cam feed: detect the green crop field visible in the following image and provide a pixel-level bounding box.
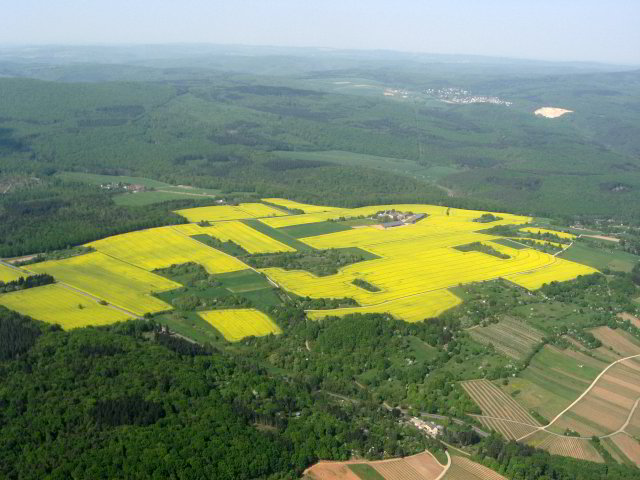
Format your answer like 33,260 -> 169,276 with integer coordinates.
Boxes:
242,219 -> 315,252
503,345 -> 607,419
347,464 -> 385,480
279,221 -> 352,238
560,242 -> 640,272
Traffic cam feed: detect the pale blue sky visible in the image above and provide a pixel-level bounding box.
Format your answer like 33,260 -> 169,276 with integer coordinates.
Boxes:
4,0 -> 639,64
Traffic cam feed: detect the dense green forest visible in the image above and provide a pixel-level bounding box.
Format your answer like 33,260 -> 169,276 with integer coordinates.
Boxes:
0,309 -> 430,479
0,47 -> 639,256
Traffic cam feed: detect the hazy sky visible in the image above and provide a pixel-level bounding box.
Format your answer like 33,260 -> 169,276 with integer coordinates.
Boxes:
4,0 -> 640,64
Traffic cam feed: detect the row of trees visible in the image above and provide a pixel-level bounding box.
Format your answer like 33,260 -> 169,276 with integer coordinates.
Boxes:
0,273 -> 54,293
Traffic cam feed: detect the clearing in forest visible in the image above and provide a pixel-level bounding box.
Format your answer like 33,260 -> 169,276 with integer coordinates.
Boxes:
0,284 -> 131,328
468,317 -> 544,360
198,308 -> 282,342
442,456 -> 506,480
303,450 -> 445,480
534,107 -> 574,118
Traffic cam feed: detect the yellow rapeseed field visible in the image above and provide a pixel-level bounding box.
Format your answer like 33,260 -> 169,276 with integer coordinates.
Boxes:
88,226 -> 247,273
261,198 -> 341,214
175,202 -> 287,223
307,289 -> 461,323
262,244 -> 557,308
0,284 -> 132,329
253,204 -> 595,322
173,221 -> 294,253
28,252 -> 178,315
519,227 -> 576,239
198,308 -> 282,342
2,199 -> 597,328
504,259 -> 597,290
261,204 -> 531,229
0,264 -> 26,283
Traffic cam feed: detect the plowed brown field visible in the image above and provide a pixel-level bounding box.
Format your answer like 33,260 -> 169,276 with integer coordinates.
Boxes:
550,359 -> 640,436
304,450 -> 444,480
591,326 -> 640,358
611,433 -> 640,467
443,456 -> 506,480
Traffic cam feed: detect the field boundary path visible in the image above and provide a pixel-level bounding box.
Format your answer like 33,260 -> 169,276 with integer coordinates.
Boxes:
434,451 -> 451,480
602,397 -> 640,438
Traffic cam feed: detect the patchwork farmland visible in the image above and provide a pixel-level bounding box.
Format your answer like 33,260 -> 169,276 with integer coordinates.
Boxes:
0,200 -> 601,343
547,357 -> 640,437
442,455 -> 507,480
461,379 -> 542,440
303,450 -> 447,480
525,431 -> 603,463
462,327 -> 640,464
468,317 -> 544,360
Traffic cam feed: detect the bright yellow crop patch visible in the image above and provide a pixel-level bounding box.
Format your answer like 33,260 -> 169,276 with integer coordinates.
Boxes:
505,259 -> 597,290
27,252 -> 178,315
0,264 -> 26,283
520,227 -> 576,239
260,203 -> 531,229
88,226 -> 247,274
262,198 -> 341,214
174,221 -> 294,253
307,289 -> 461,323
175,203 -> 287,223
262,245 -> 557,308
198,308 -> 282,342
0,284 -> 132,329
254,205 -> 595,322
